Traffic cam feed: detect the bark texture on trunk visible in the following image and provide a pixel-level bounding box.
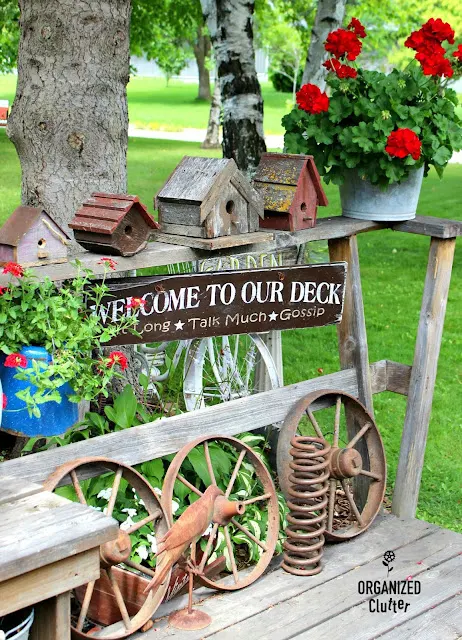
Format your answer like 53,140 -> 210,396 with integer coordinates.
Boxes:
201,0 -> 266,174
301,0 -> 347,90
201,79 -> 221,148
7,0 -> 131,252
193,27 -> 212,101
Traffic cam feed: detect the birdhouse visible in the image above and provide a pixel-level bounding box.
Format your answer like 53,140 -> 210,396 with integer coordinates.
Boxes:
0,100 -> 8,127
155,156 -> 271,250
69,193 -> 159,257
0,206 -> 70,267
253,153 -> 328,232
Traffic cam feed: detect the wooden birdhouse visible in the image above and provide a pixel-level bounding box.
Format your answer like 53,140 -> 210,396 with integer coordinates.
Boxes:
0,100 -> 8,127
0,206 -> 70,267
155,156 -> 272,250
69,193 -> 159,257
253,153 -> 328,232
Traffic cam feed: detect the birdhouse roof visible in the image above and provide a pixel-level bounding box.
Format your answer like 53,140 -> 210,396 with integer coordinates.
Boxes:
69,193 -> 158,235
253,153 -> 328,212
156,156 -> 264,222
0,206 -> 70,248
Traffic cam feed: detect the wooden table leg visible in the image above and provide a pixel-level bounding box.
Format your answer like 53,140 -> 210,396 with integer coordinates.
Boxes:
30,592 -> 70,640
392,237 -> 456,519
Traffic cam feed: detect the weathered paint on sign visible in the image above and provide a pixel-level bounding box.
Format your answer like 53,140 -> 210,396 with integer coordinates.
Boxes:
97,263 -> 347,345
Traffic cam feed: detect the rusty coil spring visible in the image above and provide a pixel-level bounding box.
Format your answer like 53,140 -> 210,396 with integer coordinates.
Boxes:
282,436 -> 331,576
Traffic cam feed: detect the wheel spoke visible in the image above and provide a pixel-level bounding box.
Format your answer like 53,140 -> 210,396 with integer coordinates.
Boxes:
333,396 -> 342,447
204,441 -> 217,485
76,580 -> 95,631
341,480 -> 364,528
123,558 -> 156,578
327,478 -> 337,533
347,422 -> 371,449
177,473 -> 203,497
106,567 -> 132,630
225,450 -> 246,497
241,492 -> 272,505
70,469 -> 87,505
223,525 -> 239,583
231,518 -> 268,551
359,469 -> 383,482
106,467 -> 123,517
198,522 -> 219,573
307,408 -> 324,438
125,509 -> 162,535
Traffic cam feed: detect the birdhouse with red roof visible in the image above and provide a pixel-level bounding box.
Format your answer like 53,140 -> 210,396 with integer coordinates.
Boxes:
0,206 -> 70,267
253,153 -> 328,232
69,193 -> 159,257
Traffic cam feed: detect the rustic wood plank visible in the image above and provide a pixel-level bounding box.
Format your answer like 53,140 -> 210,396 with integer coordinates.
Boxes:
391,215 -> 462,238
158,201 -> 200,226
393,238 -> 456,518
153,231 -> 274,250
0,492 -> 118,581
29,592 -> 71,640
160,222 -> 206,238
0,549 -> 99,618
201,527 -> 462,640
386,360 -> 412,396
379,594 -> 462,639
136,515 -> 439,639
0,475 -> 44,505
0,362 -> 388,486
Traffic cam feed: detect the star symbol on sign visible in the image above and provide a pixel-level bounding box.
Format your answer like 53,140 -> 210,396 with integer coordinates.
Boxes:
174,320 -> 185,331
268,311 -> 278,321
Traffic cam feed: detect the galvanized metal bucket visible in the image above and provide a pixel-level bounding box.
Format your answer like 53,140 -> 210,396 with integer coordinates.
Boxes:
340,166 -> 424,221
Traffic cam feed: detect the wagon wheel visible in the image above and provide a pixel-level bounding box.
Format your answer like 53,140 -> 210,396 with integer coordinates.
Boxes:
161,435 -> 279,590
277,390 -> 386,540
43,457 -> 171,639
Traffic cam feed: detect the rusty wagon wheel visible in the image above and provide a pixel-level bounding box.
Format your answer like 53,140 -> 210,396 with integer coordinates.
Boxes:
43,457 -> 171,639
161,435 -> 279,591
277,390 -> 386,541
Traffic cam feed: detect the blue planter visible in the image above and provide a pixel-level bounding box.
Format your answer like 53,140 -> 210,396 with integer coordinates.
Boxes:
0,346 -> 78,437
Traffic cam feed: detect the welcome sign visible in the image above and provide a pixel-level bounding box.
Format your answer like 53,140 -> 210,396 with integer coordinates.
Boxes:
96,264 -> 347,345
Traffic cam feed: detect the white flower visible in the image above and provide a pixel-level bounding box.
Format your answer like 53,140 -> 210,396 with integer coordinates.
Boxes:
154,487 -> 162,497
137,545 -> 149,561
122,508 -> 137,518
171,500 -> 180,514
120,515 -> 135,531
147,533 -> 158,554
202,523 -> 213,537
97,488 -> 112,500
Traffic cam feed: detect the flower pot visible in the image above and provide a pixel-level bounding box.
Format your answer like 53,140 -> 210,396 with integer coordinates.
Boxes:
0,607 -> 34,640
0,346 -> 78,437
340,166 -> 424,222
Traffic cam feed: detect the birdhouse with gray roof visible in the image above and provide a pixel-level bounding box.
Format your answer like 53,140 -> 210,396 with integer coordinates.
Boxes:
253,153 -> 328,232
155,156 -> 270,250
0,206 -> 70,267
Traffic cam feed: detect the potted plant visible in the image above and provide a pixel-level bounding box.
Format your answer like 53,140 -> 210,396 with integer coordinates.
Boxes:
0,258 -> 139,437
0,607 -> 34,640
283,17 -> 462,221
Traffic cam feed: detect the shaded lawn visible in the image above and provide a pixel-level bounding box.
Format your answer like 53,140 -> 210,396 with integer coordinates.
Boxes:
0,129 -> 461,532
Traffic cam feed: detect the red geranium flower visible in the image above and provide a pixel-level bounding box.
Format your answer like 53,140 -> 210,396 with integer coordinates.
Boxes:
348,17 -> 367,39
0,287 -> 8,296
2,393 -> 6,409
97,257 -> 118,271
385,129 -> 422,161
422,18 -> 454,44
2,262 -> 24,278
416,52 -> 453,77
453,45 -> 462,60
405,30 -> 445,57
4,353 -> 28,368
126,297 -> 146,310
325,28 -> 362,61
106,351 -> 128,371
323,58 -> 357,79
296,83 -> 329,114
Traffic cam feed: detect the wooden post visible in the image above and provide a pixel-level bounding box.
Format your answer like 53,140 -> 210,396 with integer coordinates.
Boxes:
30,592 -> 71,640
329,235 -> 373,509
392,237 -> 456,519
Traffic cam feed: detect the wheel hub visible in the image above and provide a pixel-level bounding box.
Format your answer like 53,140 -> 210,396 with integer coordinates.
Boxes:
100,529 -> 132,567
329,447 -> 362,479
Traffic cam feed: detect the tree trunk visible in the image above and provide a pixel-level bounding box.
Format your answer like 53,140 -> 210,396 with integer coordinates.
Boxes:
193,27 -> 212,101
201,0 -> 266,175
201,78 -> 221,148
301,0 -> 347,90
7,0 -> 131,252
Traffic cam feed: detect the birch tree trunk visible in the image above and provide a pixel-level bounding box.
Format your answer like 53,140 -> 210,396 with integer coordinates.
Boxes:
301,0 -> 347,90
201,78 -> 221,148
193,27 -> 212,101
7,0 -> 131,251
201,0 -> 266,174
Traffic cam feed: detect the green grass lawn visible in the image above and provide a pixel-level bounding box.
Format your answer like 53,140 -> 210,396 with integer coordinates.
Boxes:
0,127 -> 461,534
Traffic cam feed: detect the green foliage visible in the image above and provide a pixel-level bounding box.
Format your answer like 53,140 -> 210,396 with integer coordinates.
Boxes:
0,262 -> 138,416
0,2 -> 19,73
283,62 -> 462,188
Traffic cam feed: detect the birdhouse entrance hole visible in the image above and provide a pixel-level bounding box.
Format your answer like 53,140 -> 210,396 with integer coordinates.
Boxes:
300,203 -> 307,212
226,200 -> 235,215
124,225 -> 133,236
38,238 -> 47,248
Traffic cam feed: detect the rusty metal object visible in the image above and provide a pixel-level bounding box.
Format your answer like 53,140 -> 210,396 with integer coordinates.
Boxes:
168,608 -> 212,631
277,390 -> 386,541
44,457 -> 170,639
282,436 -> 331,576
161,435 -> 279,591
213,494 -> 245,525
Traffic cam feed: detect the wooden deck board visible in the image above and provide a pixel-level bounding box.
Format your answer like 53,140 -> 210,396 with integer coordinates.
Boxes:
136,516 -> 462,640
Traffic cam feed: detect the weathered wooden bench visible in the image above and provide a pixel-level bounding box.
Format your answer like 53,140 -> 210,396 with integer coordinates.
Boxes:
1,214 -> 461,638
